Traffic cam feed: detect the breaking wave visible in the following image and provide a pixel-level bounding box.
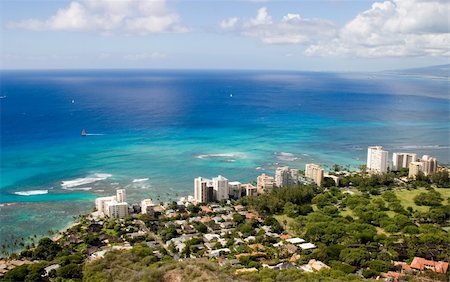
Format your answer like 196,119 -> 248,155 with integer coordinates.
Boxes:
14,190 -> 49,196
61,173 -> 112,188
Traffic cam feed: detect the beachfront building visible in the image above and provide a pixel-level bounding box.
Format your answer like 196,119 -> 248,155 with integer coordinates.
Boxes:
141,198 -> 155,214
275,166 -> 299,187
106,201 -> 129,218
408,161 -> 423,179
408,155 -> 438,179
228,181 -> 242,199
305,164 -> 324,187
242,183 -> 257,196
116,189 -> 126,203
257,174 -> 275,194
420,155 -> 437,176
367,146 -> 389,173
95,196 -> 116,215
213,175 -> 229,201
194,177 -> 214,204
392,153 -> 417,171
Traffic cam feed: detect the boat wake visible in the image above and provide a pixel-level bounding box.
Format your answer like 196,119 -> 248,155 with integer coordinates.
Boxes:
14,190 -> 49,196
61,173 -> 112,188
85,133 -> 105,136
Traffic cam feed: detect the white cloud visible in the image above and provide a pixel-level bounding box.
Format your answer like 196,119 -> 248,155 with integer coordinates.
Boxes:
124,52 -> 167,60
7,0 -> 187,34
306,0 -> 450,57
220,17 -> 238,30
225,7 -> 336,45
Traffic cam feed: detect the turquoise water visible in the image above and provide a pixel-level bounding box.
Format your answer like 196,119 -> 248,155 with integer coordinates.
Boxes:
1,70 -> 449,249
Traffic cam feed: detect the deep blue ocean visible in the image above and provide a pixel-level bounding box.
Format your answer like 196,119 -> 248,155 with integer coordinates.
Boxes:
0,69 -> 449,248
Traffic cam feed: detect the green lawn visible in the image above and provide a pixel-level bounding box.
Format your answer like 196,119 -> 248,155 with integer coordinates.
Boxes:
274,214 -> 297,235
395,188 -> 450,213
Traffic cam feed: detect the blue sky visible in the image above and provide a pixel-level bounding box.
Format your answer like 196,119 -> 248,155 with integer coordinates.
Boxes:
1,0 -> 449,71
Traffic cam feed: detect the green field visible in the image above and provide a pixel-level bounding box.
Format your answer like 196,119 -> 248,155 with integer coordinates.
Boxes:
274,214 -> 297,235
395,188 -> 450,212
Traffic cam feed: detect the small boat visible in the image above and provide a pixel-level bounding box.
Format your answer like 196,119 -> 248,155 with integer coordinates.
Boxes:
81,129 -> 86,136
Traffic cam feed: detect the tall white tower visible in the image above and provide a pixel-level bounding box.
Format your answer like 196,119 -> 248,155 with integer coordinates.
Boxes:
367,146 -> 389,173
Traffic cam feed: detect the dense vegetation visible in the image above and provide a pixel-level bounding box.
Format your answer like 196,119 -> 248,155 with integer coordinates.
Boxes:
1,169 -> 449,282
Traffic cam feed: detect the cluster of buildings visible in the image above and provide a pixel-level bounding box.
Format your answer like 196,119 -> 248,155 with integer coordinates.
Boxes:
95,189 -> 129,218
366,146 -> 438,178
194,164 -> 325,204
382,257 -> 448,281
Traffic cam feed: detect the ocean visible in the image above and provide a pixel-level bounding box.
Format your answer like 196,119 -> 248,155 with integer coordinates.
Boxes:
0,69 -> 449,249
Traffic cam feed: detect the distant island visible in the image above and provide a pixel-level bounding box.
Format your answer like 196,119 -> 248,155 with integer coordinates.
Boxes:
1,146 -> 449,282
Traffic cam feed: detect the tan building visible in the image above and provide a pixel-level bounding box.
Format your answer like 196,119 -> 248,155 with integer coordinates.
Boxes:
408,155 -> 438,179
408,161 -> 423,179
256,174 -> 275,194
420,155 -> 437,176
305,164 -> 324,187
242,183 -> 257,196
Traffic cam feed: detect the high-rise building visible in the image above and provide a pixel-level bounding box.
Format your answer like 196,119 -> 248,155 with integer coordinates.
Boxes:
256,173 -> 275,194
305,164 -> 324,187
116,189 -> 126,203
367,146 -> 389,173
420,155 -> 438,176
228,181 -> 242,199
194,177 -> 213,203
275,166 -> 299,187
213,175 -> 229,201
393,153 -> 417,171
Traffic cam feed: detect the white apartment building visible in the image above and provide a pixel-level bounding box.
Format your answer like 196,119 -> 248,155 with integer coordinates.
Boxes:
392,153 -> 417,171
256,173 -> 275,194
194,177 -> 213,203
228,181 -> 242,199
95,196 -> 116,215
116,189 -> 126,203
213,175 -> 229,201
106,201 -> 129,218
367,146 -> 389,173
141,198 -> 155,214
305,164 -> 324,187
275,166 -> 299,187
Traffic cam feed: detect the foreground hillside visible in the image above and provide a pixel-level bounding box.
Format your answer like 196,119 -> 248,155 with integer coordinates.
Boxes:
1,169 -> 449,282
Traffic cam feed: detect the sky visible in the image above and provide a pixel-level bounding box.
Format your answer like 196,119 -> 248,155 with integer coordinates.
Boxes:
1,0 -> 449,71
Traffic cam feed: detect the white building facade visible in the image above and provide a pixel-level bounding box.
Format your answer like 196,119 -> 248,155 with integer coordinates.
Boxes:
367,146 -> 389,173
392,153 -> 417,171
213,175 -> 229,201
